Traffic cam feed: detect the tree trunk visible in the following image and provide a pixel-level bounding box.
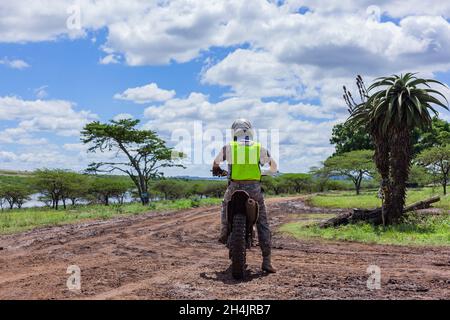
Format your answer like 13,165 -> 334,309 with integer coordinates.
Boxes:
139,175 -> 149,205
386,127 -> 411,224
354,172 -> 362,195
141,192 -> 149,205
372,132 -> 391,224
319,196 -> 440,228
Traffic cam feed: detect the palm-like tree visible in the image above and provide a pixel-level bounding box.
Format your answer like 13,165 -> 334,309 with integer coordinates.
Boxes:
347,73 -> 448,224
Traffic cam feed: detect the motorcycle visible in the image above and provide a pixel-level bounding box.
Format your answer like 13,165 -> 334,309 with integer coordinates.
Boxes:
226,189 -> 259,279
213,168 -> 259,280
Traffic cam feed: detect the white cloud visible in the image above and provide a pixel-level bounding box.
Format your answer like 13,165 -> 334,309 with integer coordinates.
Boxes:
0,96 -> 97,145
61,142 -> 131,171
89,1 -> 450,74
0,1 -> 81,42
0,126 -> 48,145
0,147 -> 89,171
1,1 -> 449,174
0,151 -> 17,162
286,0 -> 450,18
0,57 -> 30,69
1,1 -> 450,76
142,92 -> 337,173
113,113 -> 134,121
114,83 -> 176,103
99,54 -> 120,65
369,1 -> 450,18
0,141 -> 125,172
202,49 -> 304,99
34,85 -> 48,99
63,143 -> 87,152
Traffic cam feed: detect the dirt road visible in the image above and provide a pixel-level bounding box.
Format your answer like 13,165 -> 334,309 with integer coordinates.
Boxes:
0,197 -> 449,300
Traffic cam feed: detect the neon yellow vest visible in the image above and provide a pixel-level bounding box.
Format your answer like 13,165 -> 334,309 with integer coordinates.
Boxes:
230,141 -> 261,181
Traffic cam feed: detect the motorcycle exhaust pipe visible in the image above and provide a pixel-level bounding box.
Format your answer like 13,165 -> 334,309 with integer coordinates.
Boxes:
246,198 -> 258,225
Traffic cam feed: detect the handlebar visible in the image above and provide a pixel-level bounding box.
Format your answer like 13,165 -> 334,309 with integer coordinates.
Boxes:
212,169 -> 275,178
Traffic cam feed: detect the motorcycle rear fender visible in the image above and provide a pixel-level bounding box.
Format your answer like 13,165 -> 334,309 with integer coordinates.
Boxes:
227,190 -> 259,235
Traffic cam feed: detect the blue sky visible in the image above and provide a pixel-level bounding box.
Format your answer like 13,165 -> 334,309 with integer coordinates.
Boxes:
0,1 -> 449,176
0,30 -> 228,115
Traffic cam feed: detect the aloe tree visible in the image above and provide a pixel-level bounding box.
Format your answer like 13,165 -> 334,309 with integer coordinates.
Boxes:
344,76 -> 392,216
347,73 -> 448,224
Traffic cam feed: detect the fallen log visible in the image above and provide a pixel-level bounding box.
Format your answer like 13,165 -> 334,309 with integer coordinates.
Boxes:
319,196 -> 441,228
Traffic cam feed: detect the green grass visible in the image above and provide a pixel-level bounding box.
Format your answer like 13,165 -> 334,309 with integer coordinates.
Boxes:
280,213 -> 450,246
0,169 -> 33,177
0,198 -> 221,235
288,213 -> 337,220
309,188 -> 450,210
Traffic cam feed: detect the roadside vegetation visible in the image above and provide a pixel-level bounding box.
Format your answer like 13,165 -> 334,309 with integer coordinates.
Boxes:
309,188 -> 450,210
280,213 -> 450,246
282,188 -> 449,246
0,169 -> 375,211
0,198 -> 221,234
281,73 -> 449,246
1,73 -> 448,243
0,168 -> 378,235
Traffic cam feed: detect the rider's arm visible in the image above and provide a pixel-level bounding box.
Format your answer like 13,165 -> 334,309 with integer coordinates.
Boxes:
213,145 -> 226,167
260,147 -> 278,174
212,145 -> 228,176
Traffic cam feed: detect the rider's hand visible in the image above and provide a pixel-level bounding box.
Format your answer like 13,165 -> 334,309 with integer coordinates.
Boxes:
212,166 -> 227,177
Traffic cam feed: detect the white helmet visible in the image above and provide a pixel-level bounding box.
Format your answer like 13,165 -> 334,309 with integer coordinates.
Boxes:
231,118 -> 254,139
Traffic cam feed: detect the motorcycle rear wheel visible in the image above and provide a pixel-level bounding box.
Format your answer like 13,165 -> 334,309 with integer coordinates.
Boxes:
230,213 -> 247,279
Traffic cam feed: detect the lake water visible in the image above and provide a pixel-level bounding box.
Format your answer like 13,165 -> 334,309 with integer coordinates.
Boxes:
18,193 -> 136,209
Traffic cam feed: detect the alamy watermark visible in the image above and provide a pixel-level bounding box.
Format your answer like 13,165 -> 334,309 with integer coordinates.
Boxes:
66,265 -> 81,291
169,121 -> 280,166
66,1 -> 82,30
366,5 -> 381,23
366,265 -> 381,290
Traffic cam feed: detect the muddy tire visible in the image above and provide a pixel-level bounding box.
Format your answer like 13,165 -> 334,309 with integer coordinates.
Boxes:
230,213 -> 247,279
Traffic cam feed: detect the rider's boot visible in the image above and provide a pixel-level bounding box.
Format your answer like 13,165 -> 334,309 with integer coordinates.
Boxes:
218,224 -> 228,244
262,255 -> 276,273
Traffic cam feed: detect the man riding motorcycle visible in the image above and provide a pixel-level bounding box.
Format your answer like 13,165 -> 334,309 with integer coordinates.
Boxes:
212,119 -> 277,273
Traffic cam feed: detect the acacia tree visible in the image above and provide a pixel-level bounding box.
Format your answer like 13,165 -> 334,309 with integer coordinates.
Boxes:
416,145 -> 450,195
60,172 -> 90,207
151,179 -> 191,200
261,176 -> 285,195
281,174 -> 313,193
324,150 -> 375,195
0,183 -> 33,209
89,177 -> 131,205
0,189 -> 6,211
81,119 -> 184,205
309,166 -> 332,192
34,169 -> 75,210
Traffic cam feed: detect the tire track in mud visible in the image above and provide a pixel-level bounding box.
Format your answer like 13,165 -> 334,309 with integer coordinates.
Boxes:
0,196 -> 449,300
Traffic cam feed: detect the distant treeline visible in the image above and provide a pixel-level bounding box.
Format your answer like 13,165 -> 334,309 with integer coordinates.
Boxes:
0,169 -> 382,210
